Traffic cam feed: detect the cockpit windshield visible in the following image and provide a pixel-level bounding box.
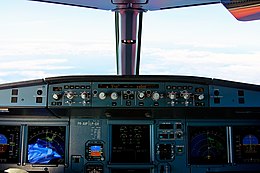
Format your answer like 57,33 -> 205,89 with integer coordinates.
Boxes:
1,0 -> 260,84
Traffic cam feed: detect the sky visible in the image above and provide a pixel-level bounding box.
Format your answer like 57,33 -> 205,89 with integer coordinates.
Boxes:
1,0 -> 260,84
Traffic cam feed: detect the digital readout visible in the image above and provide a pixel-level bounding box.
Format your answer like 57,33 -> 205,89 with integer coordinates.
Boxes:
98,84 -> 159,89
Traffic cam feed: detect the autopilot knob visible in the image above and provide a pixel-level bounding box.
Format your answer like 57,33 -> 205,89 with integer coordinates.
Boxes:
110,92 -> 118,100
168,92 -> 176,100
137,91 -> 145,100
99,92 -> 106,100
198,94 -> 205,100
81,92 -> 89,100
66,91 -> 74,100
152,92 -> 160,101
52,93 -> 62,100
182,91 -> 190,100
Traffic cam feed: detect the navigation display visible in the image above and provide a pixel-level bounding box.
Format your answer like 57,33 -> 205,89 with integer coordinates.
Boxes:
111,125 -> 150,163
188,126 -> 227,164
27,126 -> 66,164
0,125 -> 20,163
233,126 -> 260,163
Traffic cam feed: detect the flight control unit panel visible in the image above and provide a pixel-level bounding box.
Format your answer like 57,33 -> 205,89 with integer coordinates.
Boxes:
0,75 -> 260,173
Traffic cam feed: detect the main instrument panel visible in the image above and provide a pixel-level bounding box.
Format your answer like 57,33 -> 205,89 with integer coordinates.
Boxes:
0,75 -> 260,173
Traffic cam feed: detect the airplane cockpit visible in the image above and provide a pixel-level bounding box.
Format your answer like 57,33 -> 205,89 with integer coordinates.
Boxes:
1,0 -> 260,173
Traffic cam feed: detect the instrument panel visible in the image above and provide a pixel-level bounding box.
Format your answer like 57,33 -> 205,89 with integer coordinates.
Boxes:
0,75 -> 260,173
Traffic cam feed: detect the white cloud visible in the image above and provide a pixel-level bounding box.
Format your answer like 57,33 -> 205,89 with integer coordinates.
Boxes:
0,39 -> 115,57
0,58 -> 72,71
140,47 -> 260,84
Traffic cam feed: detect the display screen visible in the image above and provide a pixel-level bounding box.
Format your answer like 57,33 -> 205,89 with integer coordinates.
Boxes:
90,146 -> 101,156
159,124 -> 173,129
188,126 -> 227,164
0,125 -> 20,163
86,142 -> 104,161
233,126 -> 260,163
111,125 -> 150,163
27,126 -> 66,164
98,84 -> 159,89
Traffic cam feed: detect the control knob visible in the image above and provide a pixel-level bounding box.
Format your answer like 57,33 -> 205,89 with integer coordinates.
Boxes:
110,92 -> 118,100
52,93 -> 62,100
168,92 -> 176,100
137,91 -> 145,100
66,91 -> 74,100
152,92 -> 160,101
81,92 -> 89,100
176,131 -> 183,139
198,94 -> 205,100
182,91 -> 190,100
99,92 -> 106,100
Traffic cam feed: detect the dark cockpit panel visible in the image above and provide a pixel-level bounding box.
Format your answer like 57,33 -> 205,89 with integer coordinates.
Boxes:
0,75 -> 260,173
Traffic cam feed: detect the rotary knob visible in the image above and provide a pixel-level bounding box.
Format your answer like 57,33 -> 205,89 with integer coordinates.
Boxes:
152,92 -> 160,101
182,91 -> 190,100
176,131 -> 183,138
137,91 -> 145,100
81,92 -> 89,100
53,93 -> 62,100
99,92 -> 106,100
110,92 -> 118,100
66,91 -> 74,100
168,92 -> 176,100
198,94 -> 205,100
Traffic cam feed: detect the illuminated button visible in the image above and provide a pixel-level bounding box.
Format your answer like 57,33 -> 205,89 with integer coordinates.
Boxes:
129,94 -> 134,100
123,94 -> 128,100
214,98 -> 220,104
154,102 -> 159,106
126,100 -> 131,106
139,102 -> 144,106
177,147 -> 183,153
159,134 -> 168,139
